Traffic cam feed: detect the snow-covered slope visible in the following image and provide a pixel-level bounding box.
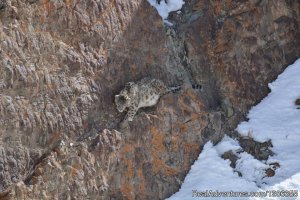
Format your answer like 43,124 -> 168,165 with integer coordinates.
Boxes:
168,59 -> 300,200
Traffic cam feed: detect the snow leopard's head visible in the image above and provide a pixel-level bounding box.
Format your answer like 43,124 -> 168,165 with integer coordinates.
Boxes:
115,82 -> 137,112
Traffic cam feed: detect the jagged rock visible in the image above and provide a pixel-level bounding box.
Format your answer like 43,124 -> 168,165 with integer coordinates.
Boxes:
265,168 -> 275,177
238,137 -> 274,160
295,98 -> 300,108
222,150 -> 238,168
0,0 -> 8,10
0,0 -> 299,199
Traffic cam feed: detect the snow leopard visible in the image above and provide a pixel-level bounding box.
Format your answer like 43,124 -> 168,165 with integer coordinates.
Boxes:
115,77 -> 202,122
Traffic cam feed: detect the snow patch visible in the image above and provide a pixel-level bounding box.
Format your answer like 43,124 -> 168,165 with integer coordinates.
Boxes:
147,0 -> 185,24
168,58 -> 300,200
167,141 -> 258,200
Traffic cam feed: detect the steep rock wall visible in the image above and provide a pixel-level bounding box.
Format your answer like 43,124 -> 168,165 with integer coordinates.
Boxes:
0,0 -> 299,199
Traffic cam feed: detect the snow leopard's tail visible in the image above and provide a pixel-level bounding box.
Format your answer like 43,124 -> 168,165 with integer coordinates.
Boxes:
162,86 -> 181,96
192,84 -> 202,90
169,86 -> 182,93
167,83 -> 202,94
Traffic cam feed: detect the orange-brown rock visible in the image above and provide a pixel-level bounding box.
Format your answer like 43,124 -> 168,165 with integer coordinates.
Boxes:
0,0 -> 299,199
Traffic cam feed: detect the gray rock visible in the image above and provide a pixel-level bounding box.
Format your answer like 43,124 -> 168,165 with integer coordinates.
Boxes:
0,0 -> 299,199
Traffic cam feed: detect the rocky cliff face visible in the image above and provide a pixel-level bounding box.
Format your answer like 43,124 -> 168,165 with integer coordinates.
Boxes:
0,0 -> 299,199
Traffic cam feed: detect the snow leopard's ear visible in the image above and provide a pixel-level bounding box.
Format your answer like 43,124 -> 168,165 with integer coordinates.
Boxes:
115,94 -> 128,102
125,82 -> 136,95
125,82 -> 134,88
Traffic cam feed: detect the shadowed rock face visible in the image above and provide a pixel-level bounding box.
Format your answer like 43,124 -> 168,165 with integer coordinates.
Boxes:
0,0 -> 299,199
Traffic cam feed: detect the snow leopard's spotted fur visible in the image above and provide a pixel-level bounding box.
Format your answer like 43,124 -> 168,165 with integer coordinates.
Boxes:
115,77 -> 181,122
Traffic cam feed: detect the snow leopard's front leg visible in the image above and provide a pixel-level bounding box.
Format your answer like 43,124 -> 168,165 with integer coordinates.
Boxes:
125,106 -> 138,122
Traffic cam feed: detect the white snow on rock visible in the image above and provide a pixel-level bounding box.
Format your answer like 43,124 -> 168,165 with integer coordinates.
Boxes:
167,58 -> 300,200
147,0 -> 185,23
